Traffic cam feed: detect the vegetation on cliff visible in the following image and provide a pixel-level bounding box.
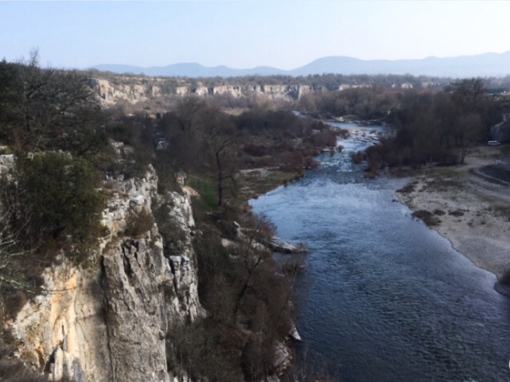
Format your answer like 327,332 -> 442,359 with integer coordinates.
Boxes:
0,54 -> 109,381
0,54 -> 107,156
0,54 -> 108,323
135,96 -> 339,380
0,55 -> 340,381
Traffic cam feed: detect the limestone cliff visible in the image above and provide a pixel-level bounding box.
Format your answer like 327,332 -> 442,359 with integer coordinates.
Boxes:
8,166 -> 203,382
91,78 -> 164,107
90,76 -> 313,108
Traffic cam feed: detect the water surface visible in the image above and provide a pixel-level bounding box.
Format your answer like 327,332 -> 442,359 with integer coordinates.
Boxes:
251,123 -> 510,382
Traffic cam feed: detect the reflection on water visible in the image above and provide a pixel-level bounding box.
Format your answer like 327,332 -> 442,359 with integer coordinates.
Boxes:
251,124 -> 510,382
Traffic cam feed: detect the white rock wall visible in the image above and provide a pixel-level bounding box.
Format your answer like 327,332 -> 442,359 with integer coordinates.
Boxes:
9,166 -> 204,382
91,78 -> 313,107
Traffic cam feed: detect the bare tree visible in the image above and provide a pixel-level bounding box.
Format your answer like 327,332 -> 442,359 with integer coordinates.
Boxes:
200,107 -> 237,206
0,50 -> 106,155
447,77 -> 486,107
0,228 -> 35,293
454,112 -> 483,163
233,213 -> 275,316
175,95 -> 205,132
447,78 -> 487,163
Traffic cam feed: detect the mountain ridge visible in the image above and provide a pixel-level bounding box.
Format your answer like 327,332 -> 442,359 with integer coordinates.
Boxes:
91,51 -> 510,78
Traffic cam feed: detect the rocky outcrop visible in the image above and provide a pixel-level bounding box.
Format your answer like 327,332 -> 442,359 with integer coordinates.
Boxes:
157,191 -> 203,324
0,153 -> 14,175
9,166 -> 203,381
213,84 -> 243,98
102,236 -> 170,382
91,78 -> 168,106
266,237 -> 306,254
11,258 -> 110,382
5,156 -> 300,381
91,77 -> 316,108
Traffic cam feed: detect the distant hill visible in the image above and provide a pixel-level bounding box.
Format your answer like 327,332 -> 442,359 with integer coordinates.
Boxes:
92,63 -> 287,78
92,51 -> 510,78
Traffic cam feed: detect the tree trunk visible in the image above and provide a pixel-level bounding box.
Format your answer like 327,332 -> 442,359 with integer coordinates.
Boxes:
218,170 -> 223,207
215,151 -> 223,206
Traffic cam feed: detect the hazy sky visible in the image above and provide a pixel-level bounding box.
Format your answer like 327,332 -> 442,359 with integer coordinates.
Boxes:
2,1 -> 510,70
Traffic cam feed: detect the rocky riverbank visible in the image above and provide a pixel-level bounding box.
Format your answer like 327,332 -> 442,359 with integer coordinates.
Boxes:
395,145 -> 510,287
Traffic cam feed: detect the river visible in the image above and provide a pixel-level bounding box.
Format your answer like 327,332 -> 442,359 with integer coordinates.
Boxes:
250,123 -> 510,382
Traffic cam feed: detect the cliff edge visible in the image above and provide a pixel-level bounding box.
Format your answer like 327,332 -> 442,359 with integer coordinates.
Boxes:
8,165 -> 204,382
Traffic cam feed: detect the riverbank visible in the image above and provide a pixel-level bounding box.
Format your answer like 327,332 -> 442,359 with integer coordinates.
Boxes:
395,145 -> 510,282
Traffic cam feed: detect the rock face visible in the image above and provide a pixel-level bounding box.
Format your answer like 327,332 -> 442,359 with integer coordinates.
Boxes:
9,166 -> 203,381
0,154 -> 14,175
12,257 -> 111,382
91,77 -> 316,108
102,237 -> 170,382
91,78 -> 162,106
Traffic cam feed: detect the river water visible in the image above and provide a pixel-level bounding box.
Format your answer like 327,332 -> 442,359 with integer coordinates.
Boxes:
250,123 -> 510,382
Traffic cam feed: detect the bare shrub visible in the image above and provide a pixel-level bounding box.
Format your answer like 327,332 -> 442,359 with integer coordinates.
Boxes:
396,182 -> 416,194
412,210 -> 441,226
239,212 -> 277,245
309,129 -> 338,147
281,256 -> 306,276
241,335 -> 275,381
243,144 -> 267,157
192,209 -> 300,381
351,151 -> 366,164
166,320 -> 245,381
0,312 -> 50,381
282,347 -> 337,382
124,209 -> 155,238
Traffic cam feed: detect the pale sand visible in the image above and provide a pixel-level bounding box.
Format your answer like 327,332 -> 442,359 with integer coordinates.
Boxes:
396,146 -> 510,280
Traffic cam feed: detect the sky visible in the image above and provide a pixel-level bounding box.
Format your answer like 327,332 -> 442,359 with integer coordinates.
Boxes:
2,1 -> 510,70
